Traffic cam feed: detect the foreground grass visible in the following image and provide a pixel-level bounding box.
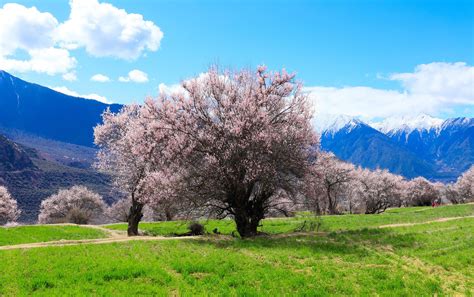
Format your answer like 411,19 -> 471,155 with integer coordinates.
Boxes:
105,204 -> 474,237
0,225 -> 107,246
1,217 -> 472,296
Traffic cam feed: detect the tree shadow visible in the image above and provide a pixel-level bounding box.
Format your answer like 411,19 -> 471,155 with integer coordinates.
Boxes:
184,227 -> 419,258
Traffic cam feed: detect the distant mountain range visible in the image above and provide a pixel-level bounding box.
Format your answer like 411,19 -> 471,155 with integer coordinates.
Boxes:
0,70 -> 472,220
314,114 -> 473,181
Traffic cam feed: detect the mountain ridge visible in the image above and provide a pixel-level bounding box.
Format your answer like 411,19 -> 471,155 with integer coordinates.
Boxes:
0,70 -> 122,147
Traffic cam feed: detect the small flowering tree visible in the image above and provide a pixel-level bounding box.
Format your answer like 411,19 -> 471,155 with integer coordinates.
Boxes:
456,165 -> 474,202
445,166 -> 474,204
38,186 -> 107,224
304,152 -> 354,215
0,186 -> 21,225
95,105 -> 160,235
404,177 -> 440,206
352,168 -> 404,214
105,198 -> 131,223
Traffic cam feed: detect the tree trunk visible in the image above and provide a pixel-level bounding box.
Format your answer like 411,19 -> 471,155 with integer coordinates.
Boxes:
165,209 -> 173,221
327,188 -> 338,215
233,195 -> 265,238
127,195 -> 143,236
234,213 -> 261,238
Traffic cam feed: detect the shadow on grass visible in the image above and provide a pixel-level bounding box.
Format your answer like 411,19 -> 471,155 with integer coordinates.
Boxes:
185,228 -> 419,257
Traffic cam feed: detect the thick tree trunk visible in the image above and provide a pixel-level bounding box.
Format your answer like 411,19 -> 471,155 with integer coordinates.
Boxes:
234,212 -> 261,238
127,195 -> 143,236
233,195 -> 266,238
165,209 -> 173,221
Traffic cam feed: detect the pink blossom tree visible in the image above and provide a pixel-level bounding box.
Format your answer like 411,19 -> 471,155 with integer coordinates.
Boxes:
304,152 -> 354,215
445,165 -> 474,204
352,168 -> 404,214
456,165 -> 474,202
0,186 -> 21,225
404,177 -> 440,206
140,66 -> 317,237
38,186 -> 107,224
94,104 -> 162,235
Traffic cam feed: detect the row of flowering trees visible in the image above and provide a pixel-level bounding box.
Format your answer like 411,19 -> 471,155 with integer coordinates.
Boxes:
302,152 -> 474,215
1,162 -> 473,227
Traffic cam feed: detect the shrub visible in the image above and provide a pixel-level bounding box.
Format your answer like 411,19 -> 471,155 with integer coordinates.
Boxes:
0,186 -> 20,225
188,222 -> 205,235
38,186 -> 107,224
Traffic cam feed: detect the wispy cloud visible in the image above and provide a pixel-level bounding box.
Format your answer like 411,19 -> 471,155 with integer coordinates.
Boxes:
51,86 -> 110,104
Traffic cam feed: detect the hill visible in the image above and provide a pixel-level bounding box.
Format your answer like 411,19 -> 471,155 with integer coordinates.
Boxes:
0,133 -> 119,222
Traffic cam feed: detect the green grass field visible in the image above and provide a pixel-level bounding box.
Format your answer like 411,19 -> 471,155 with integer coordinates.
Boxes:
0,225 -> 107,246
105,203 -> 474,237
0,204 -> 473,296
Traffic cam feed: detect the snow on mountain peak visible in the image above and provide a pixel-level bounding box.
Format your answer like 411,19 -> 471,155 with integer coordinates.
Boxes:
312,113 -> 362,134
370,113 -> 444,134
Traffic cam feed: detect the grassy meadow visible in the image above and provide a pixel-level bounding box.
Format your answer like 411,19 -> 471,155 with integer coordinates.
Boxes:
0,204 -> 473,296
0,225 -> 106,246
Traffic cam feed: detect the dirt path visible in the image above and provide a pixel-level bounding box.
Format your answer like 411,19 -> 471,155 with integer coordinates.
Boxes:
2,215 -> 473,251
0,224 -> 199,251
0,234 -> 196,251
378,215 -> 474,229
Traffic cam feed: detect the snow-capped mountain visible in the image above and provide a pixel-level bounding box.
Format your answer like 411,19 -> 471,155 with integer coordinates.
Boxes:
315,113 -> 473,181
370,114 -> 444,135
312,114 -> 363,135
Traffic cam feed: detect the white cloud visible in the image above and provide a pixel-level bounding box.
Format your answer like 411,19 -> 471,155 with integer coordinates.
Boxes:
51,86 -> 110,104
91,73 -> 111,82
0,3 -> 57,56
389,62 -> 473,105
119,69 -> 149,83
0,4 -> 76,75
62,71 -> 77,81
306,62 -> 474,120
0,1 -> 163,77
0,47 -> 77,75
158,82 -> 184,95
56,0 -> 163,60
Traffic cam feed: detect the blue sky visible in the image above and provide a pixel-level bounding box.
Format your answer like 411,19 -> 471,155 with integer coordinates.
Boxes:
0,0 -> 473,119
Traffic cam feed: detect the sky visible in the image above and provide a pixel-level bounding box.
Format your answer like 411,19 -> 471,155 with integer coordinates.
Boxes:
0,0 -> 473,120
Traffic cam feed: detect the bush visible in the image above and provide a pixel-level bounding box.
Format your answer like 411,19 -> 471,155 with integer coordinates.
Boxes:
188,222 -> 205,235
38,186 -> 107,224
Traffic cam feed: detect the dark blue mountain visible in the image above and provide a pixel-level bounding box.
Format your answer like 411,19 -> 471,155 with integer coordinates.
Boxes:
317,114 -> 473,181
383,117 -> 473,178
0,70 -> 122,147
319,118 -> 438,179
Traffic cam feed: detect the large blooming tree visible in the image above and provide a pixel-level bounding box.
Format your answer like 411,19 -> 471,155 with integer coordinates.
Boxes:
98,66 -> 317,238
147,66 -> 317,237
0,186 -> 21,225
